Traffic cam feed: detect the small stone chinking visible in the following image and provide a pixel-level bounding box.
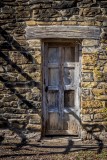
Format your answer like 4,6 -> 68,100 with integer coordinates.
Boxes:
0,0 -> 107,142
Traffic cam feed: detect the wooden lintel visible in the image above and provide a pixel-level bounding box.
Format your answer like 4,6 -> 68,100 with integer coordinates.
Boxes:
26,26 -> 100,40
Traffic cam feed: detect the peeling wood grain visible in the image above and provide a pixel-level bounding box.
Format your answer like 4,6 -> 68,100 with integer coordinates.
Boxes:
43,42 -> 81,136
26,26 -> 100,39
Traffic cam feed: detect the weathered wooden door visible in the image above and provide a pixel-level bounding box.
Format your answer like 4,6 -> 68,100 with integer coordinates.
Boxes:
43,42 -> 81,136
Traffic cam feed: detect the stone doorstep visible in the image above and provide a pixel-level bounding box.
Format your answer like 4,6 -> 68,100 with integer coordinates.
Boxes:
40,137 -> 107,149
41,136 -> 84,144
39,137 -> 107,152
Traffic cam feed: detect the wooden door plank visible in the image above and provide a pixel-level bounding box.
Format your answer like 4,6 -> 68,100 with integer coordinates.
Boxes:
47,91 -> 59,111
74,45 -> 80,116
48,68 -> 59,86
48,47 -> 59,63
48,86 -> 59,91
63,44 -> 80,135
58,46 -> 64,130
44,43 -> 49,130
64,90 -> 75,108
48,63 -> 59,68
64,62 -> 75,67
64,47 -> 75,89
47,46 -> 60,132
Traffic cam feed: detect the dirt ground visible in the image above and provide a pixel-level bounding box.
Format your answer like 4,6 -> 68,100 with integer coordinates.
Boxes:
0,137 -> 107,160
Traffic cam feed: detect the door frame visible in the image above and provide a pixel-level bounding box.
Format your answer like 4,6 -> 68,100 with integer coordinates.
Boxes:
41,39 -> 82,137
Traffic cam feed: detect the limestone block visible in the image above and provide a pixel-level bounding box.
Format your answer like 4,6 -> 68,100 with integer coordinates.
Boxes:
78,21 -> 95,26
22,64 -> 39,73
82,96 -> 94,101
82,72 -> 93,82
82,108 -> 104,114
97,82 -> 107,89
104,65 -> 107,72
82,54 -> 97,65
96,95 -> 107,100
94,114 -> 104,121
101,43 -> 107,49
81,82 -> 97,88
101,8 -> 107,15
77,0 -> 97,8
31,87 -> 41,94
95,21 -> 102,26
99,55 -> 107,60
26,21 -> 36,26
4,108 -> 26,114
27,39 -> 41,48
82,114 -> 92,122
79,8 -> 101,17
81,130 -> 87,140
26,124 -> 41,131
101,1 -> 107,8
97,60 -> 106,67
9,119 -> 26,129
0,82 -> 3,89
95,15 -> 107,21
82,65 -> 94,71
16,88 -> 31,94
93,67 -> 104,81
0,66 -> 4,72
34,54 -> 41,64
82,47 -> 98,53
92,88 -> 105,96
81,100 -> 105,108
25,92 -> 33,100
16,11 -> 30,19
30,72 -> 41,81
103,21 -> 107,27
3,95 -> 18,102
62,21 -> 77,25
52,1 -> 76,9
9,51 -> 28,64
0,94 -> 4,99
17,75 -> 26,81
81,89 -> 90,96
29,114 -> 41,124
1,73 -> 18,81
82,39 -> 99,46
4,113 -> 23,119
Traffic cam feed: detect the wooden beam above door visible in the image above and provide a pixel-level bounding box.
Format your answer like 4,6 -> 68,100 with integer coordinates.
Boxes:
26,26 -> 100,40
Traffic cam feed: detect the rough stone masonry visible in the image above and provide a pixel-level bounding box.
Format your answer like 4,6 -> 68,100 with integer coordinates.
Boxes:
0,0 -> 107,142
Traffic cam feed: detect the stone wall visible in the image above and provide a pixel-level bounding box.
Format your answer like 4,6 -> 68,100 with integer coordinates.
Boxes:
0,0 -> 107,142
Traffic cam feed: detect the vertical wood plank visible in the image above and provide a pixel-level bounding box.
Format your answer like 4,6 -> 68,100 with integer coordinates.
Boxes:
64,90 -> 74,108
75,44 -> 80,116
44,43 -> 49,131
61,46 -> 64,130
48,47 -> 59,63
41,41 -> 45,136
48,68 -> 59,86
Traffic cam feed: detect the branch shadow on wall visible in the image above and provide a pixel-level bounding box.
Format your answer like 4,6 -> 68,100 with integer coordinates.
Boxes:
0,26 -> 41,149
0,26 -> 106,154
62,110 -> 105,154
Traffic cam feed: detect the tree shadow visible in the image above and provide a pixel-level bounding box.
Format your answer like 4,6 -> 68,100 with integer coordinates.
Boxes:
62,110 -> 105,154
0,26 -> 41,149
0,17 -> 106,156
0,141 -> 107,159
